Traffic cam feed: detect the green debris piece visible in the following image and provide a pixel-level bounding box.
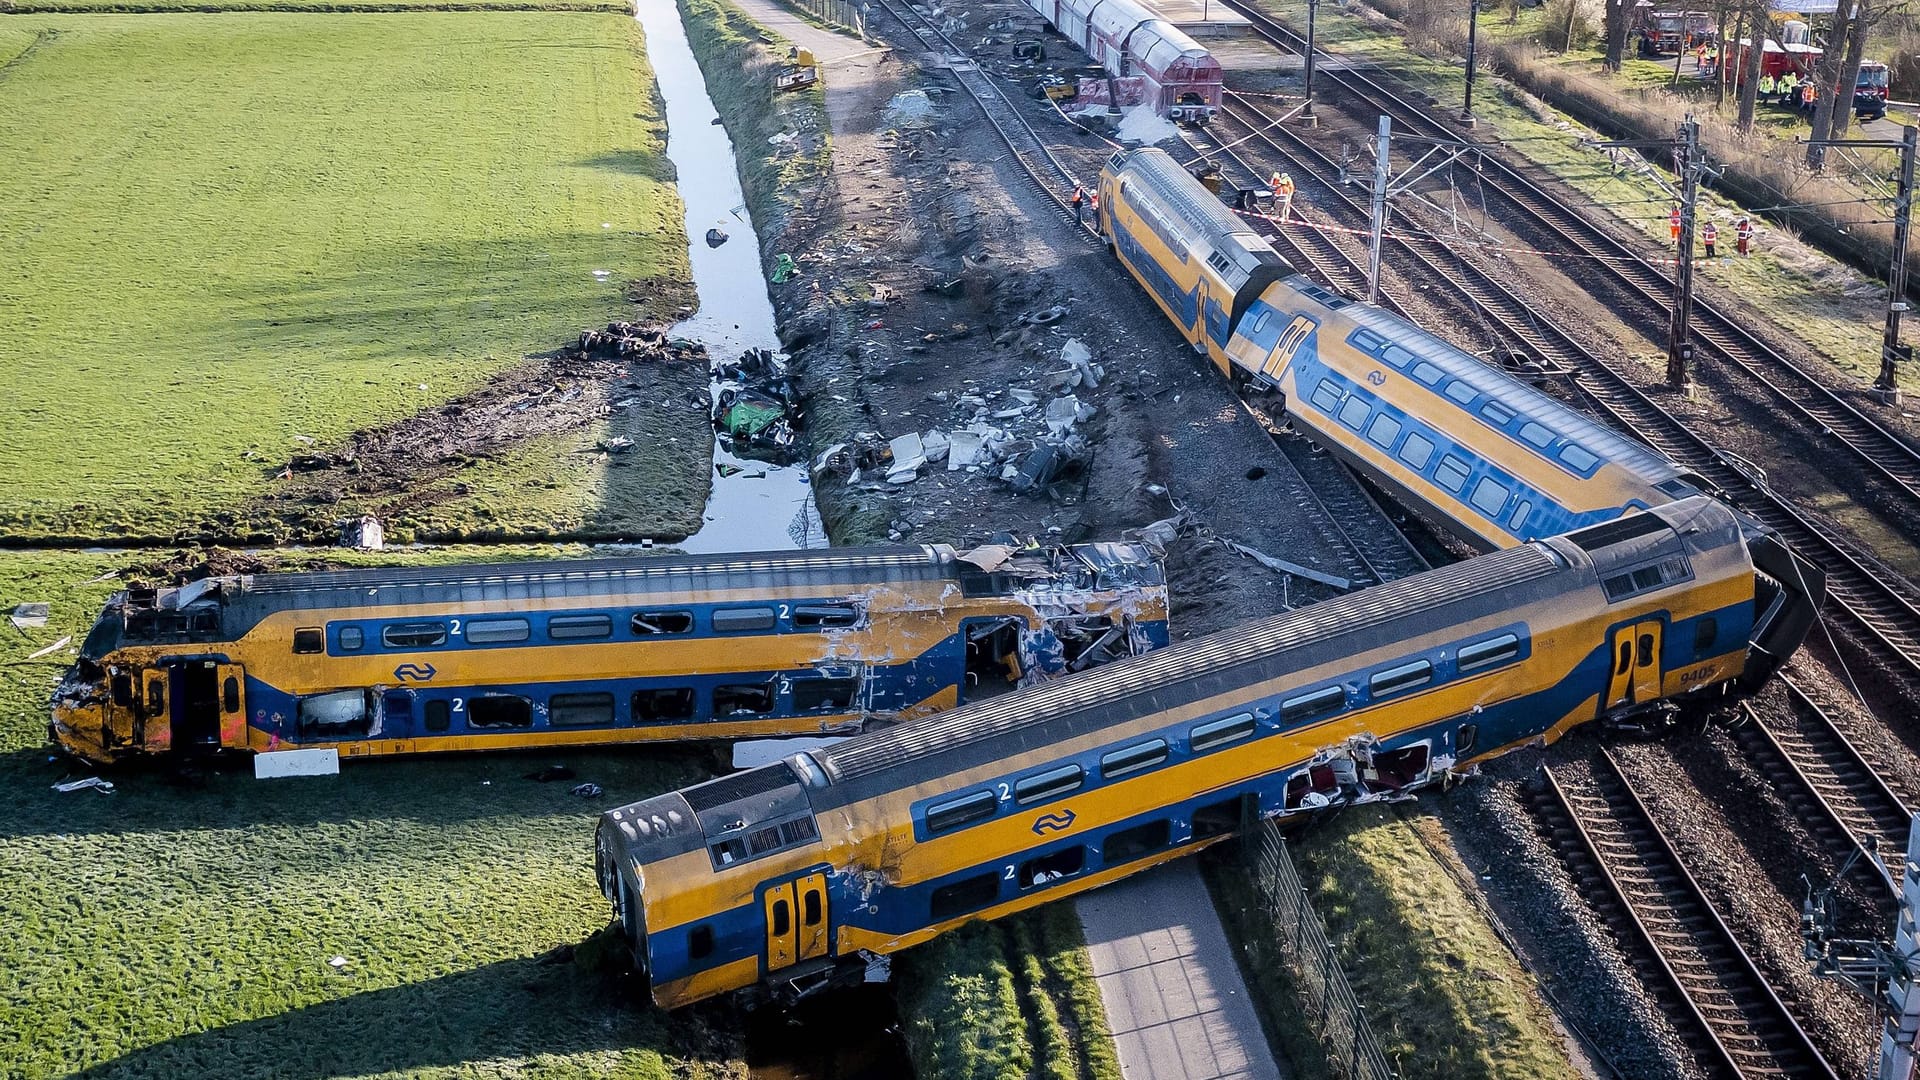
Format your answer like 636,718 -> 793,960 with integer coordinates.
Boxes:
720,397 -> 787,437
770,253 -> 798,284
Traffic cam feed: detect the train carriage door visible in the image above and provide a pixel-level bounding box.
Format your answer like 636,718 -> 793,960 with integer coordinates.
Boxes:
1604,620 -> 1665,710
216,663 -> 247,748
796,872 -> 830,961
763,881 -> 798,972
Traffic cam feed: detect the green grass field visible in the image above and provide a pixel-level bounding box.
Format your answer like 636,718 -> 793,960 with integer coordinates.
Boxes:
0,12 -> 701,541
0,548 -> 743,1078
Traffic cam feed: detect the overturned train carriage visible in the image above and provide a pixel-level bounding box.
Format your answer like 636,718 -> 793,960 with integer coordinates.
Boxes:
50,543 -> 1169,765
598,497 -> 1824,1009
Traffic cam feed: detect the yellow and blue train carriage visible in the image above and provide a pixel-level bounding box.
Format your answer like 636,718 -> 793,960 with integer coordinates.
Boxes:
1096,147 -> 1714,550
596,497 -> 1825,1009
50,543 -> 1169,766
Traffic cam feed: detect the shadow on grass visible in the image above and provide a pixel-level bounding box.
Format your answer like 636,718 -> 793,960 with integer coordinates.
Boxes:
578,149 -> 680,182
0,742 -> 713,840
68,953 -> 709,1080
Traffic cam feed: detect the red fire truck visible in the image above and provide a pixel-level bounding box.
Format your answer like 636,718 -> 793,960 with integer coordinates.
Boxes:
1726,37 -> 1891,120
1633,8 -> 1714,56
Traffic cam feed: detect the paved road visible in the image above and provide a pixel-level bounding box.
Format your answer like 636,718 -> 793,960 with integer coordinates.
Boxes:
1079,861 -> 1288,1080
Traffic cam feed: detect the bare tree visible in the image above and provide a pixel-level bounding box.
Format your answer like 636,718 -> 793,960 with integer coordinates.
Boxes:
1715,1 -> 1733,103
1604,0 -> 1630,70
1807,1 -> 1859,166
1737,0 -> 1768,129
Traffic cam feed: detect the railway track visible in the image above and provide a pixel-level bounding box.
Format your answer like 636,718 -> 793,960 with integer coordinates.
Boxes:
1215,0 -> 1920,528
1531,750 -> 1842,1079
867,0 -> 1099,245
1204,93 -> 1920,686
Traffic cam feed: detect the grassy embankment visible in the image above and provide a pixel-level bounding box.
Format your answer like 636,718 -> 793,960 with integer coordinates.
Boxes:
0,547 -> 741,1078
1248,0 -> 1902,389
0,12 -> 706,543
1208,808 -> 1576,1080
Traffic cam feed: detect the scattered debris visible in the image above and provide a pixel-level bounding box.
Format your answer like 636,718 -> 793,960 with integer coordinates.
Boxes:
705,227 -> 730,248
9,603 -> 50,630
885,89 -> 938,128
713,348 -> 802,461
338,515 -> 383,550
52,777 -> 115,795
328,956 -> 350,971
573,322 -> 696,362
887,431 -> 927,482
1023,304 -> 1068,326
1218,537 -> 1351,592
25,635 -> 73,661
771,253 -> 799,284
600,436 -> 635,454
570,782 -> 605,798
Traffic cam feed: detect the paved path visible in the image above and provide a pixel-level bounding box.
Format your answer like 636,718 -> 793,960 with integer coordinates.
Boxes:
1078,861 -> 1288,1080
720,0 -> 872,63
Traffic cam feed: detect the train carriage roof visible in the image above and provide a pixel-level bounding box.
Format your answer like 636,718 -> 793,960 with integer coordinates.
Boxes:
1120,148 -> 1261,243
1086,0 -> 1153,42
1131,20 -> 1218,77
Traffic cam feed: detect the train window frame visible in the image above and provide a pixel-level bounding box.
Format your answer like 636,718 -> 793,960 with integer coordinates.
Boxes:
1558,443 -> 1600,473
926,790 -> 997,834
1457,723 -> 1479,757
293,628 -> 324,654
714,681 -> 776,715
1015,763 -> 1085,805
1366,413 -> 1402,449
1458,633 -> 1521,673
803,888 -> 823,927
792,676 -> 860,713
298,688 -> 373,735
1508,500 -> 1533,533
633,687 -> 696,723
1337,396 -> 1370,431
468,694 -> 533,729
1280,685 -> 1345,724
1397,432 -> 1435,471
1191,712 -> 1256,752
111,674 -> 134,708
548,614 -> 612,641
1349,328 -> 1388,354
1248,308 -> 1272,335
631,610 -> 695,635
930,872 -> 1000,921
1100,738 -> 1169,779
1382,344 -> 1416,368
1444,380 -> 1478,406
1470,477 -> 1511,518
338,626 -> 364,651
1370,659 -> 1434,697
465,617 -> 530,644
710,836 -> 749,867
1019,847 -> 1086,889
223,677 -> 240,714
550,691 -> 615,727
382,621 -> 448,649
712,606 -> 778,633
1694,617 -> 1719,655
793,603 -> 862,629
1479,401 -> 1516,426
1434,455 -> 1471,494
1103,819 -> 1172,865
1518,421 -> 1555,449
1310,380 -> 1343,413
688,925 -> 715,961
424,699 -> 450,732
1192,795 -> 1244,839
1411,360 -> 1445,386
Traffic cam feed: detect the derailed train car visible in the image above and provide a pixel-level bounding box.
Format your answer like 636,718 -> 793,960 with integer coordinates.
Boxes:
597,497 -> 1824,1008
50,543 -> 1168,765
1096,148 -> 1720,550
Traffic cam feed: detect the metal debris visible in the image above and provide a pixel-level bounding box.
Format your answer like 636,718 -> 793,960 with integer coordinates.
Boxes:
9,603 -> 49,630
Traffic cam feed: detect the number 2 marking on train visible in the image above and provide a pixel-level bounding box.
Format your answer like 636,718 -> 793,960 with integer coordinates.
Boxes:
996,783 -> 1011,802
449,619 -> 462,636
452,698 -> 465,713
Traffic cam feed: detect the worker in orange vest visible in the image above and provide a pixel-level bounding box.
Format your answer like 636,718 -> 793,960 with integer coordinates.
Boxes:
1272,171 -> 1296,222
1735,215 -> 1754,255
1090,189 -> 1101,230
1071,184 -> 1085,226
1702,219 -> 1718,258
1669,205 -> 1682,246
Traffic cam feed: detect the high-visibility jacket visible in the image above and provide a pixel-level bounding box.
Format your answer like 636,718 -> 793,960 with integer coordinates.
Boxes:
1735,219 -> 1755,239
1071,186 -> 1084,205
1277,174 -> 1295,197
1702,222 -> 1718,243
1670,207 -> 1682,230
1759,74 -> 1775,93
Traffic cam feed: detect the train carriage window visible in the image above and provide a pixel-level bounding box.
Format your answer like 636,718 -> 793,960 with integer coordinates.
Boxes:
1480,401 -> 1516,426
548,614 -> 612,641
1337,396 -> 1370,431
1470,477 -> 1511,518
223,677 -> 240,714
1558,444 -> 1600,472
793,603 -> 861,629
468,694 -> 532,729
298,689 -> 372,735
804,889 -> 822,926
793,677 -> 860,712
688,926 -> 715,961
1370,659 -> 1434,697
1434,455 -> 1471,494
466,617 -> 530,644
1349,328 -> 1388,353
1101,738 -> 1169,778
1519,422 -> 1555,449
1397,432 -> 1435,471
1310,380 -> 1343,413
1191,712 -> 1256,751
633,687 -> 696,722
1103,819 -> 1172,864
1411,361 -> 1445,386
715,682 -> 775,715
1281,685 -> 1345,724
713,607 -> 778,633
1445,381 -> 1478,406
111,674 -> 134,708
425,699 -> 450,732
1192,795 -> 1245,839
631,610 -> 695,635
1382,345 -> 1416,368
711,837 -> 749,866
293,628 -> 324,654
550,692 -> 615,727
382,622 -> 447,649
1366,414 -> 1402,449
1015,764 -> 1085,804
1019,847 -> 1086,889
338,626 -> 364,651
930,873 -> 1000,920
1694,618 -> 1719,655
1508,501 -> 1533,533
927,790 -> 997,834
1458,633 -> 1521,672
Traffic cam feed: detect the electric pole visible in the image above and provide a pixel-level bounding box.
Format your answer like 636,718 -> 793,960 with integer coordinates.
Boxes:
1461,0 -> 1480,125
1801,124 -> 1916,403
1369,115 -> 1390,304
1303,0 -> 1319,122
1668,114 -> 1702,393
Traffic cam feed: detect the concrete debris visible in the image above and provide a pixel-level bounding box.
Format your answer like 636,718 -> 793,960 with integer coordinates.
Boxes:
9,603 -> 50,630
52,776 -> 115,795
885,90 -> 938,129
600,436 -> 636,454
1007,388 -> 1039,406
26,635 -> 72,661
922,429 -> 951,463
1060,338 -> 1103,388
1044,395 -> 1086,436
887,432 -> 927,482
948,429 -> 984,469
338,516 -> 384,550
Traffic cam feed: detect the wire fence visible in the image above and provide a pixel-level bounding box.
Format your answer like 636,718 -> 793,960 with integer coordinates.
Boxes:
1246,818 -> 1398,1080
779,0 -> 866,39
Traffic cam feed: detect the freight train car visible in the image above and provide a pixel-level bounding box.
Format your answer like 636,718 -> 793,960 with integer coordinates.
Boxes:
1097,148 -> 1717,550
1027,0 -> 1223,119
597,497 -> 1824,1008
50,543 -> 1169,765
